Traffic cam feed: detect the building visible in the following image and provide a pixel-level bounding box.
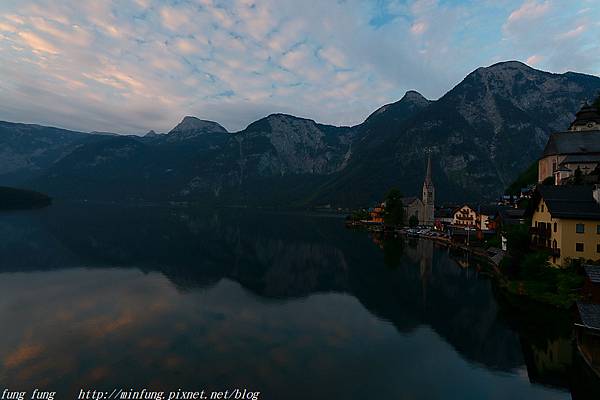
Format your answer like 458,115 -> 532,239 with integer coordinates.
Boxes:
434,207 -> 455,231
451,204 -> 497,231
529,185 -> 600,266
538,104 -> 600,184
401,196 -> 424,225
453,205 -> 477,228
399,152 -> 435,226
422,153 -> 435,225
369,203 -> 385,224
494,207 -> 526,229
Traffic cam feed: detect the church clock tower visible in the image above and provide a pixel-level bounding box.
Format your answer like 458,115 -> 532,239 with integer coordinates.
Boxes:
422,152 -> 435,226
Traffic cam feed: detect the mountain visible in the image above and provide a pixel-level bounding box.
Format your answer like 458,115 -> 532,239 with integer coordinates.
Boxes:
0,121 -> 90,185
2,61 -> 600,206
31,114 -> 354,204
167,116 -> 228,141
143,130 -> 161,138
312,61 -> 600,205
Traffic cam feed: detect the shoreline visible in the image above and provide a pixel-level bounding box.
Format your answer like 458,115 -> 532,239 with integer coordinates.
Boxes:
349,222 -> 582,309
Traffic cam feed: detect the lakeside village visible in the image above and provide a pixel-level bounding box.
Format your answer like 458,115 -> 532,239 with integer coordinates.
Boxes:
346,99 -> 600,375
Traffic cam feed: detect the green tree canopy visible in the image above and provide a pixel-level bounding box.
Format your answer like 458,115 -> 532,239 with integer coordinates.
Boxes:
383,188 -> 404,226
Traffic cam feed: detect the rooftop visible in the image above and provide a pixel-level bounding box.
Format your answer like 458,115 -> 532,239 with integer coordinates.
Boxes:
542,130 -> 600,157
569,104 -> 600,130
584,265 -> 600,284
577,302 -> 600,331
401,197 -> 420,206
561,153 -> 600,164
536,185 -> 600,220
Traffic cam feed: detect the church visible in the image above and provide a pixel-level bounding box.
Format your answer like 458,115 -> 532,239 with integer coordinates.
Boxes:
401,153 -> 435,226
538,103 -> 600,185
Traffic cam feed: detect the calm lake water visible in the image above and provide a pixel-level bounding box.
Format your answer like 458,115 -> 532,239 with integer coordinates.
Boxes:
0,203 -> 598,399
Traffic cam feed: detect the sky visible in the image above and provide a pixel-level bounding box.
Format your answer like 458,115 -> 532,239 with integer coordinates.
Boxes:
0,0 -> 598,134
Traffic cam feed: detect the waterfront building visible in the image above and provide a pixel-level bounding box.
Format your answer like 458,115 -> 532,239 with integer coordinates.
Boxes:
370,204 -> 385,224
401,196 -> 424,225
399,153 -> 435,226
538,104 -> 600,184
529,185 -> 600,266
452,205 -> 477,227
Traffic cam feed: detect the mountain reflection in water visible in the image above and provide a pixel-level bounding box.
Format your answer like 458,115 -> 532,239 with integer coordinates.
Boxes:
0,203 -> 597,399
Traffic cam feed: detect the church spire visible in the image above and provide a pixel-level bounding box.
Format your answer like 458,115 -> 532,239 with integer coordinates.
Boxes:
425,152 -> 432,184
422,149 -> 435,226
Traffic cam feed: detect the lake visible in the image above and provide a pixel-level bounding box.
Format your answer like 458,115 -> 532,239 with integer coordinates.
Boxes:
0,203 -> 598,399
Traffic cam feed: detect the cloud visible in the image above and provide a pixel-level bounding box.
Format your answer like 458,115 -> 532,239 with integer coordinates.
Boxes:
319,47 -> 347,68
526,54 -> 543,65
18,31 -> 59,54
410,21 -> 428,35
505,0 -> 550,27
557,24 -> 587,40
0,21 -> 16,32
160,6 -> 191,31
0,0 -> 598,134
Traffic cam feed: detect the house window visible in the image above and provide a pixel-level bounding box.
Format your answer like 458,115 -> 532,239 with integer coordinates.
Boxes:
554,223 -> 557,233
576,224 -> 585,234
541,204 -> 544,212
576,243 -> 584,252
597,244 -> 600,253
597,224 -> 600,234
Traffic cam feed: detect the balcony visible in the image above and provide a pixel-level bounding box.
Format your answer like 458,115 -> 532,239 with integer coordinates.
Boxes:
530,242 -> 560,257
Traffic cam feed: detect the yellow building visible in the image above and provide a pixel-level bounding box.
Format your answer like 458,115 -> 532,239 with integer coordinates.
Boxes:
530,185 -> 600,266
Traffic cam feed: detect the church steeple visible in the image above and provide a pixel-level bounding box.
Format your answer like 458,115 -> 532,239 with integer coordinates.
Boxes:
422,151 -> 435,225
425,152 -> 432,184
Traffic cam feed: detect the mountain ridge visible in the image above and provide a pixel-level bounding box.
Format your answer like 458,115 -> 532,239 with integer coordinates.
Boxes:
1,61 -> 599,206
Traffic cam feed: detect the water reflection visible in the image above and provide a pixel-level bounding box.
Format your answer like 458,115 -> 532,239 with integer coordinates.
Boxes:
0,203 -> 596,398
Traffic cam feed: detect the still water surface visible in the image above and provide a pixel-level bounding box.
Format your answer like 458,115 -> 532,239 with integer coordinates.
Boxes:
0,203 -> 597,399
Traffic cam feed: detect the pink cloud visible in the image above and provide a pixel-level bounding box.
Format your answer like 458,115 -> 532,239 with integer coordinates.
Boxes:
526,54 -> 543,65
507,0 -> 551,24
18,31 -> 59,54
557,24 -> 587,39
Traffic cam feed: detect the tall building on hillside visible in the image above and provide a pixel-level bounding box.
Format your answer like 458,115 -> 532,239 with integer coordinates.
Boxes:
422,152 -> 435,225
538,103 -> 600,184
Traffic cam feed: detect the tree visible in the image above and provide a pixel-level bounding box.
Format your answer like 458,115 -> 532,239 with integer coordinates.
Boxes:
383,188 -> 404,226
409,214 -> 419,227
350,209 -> 369,221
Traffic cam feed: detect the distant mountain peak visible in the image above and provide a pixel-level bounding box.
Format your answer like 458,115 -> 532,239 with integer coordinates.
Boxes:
168,116 -> 228,140
266,113 -> 316,124
400,90 -> 429,105
365,90 -> 430,123
487,60 -> 531,70
144,130 -> 160,138
470,60 -> 540,80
